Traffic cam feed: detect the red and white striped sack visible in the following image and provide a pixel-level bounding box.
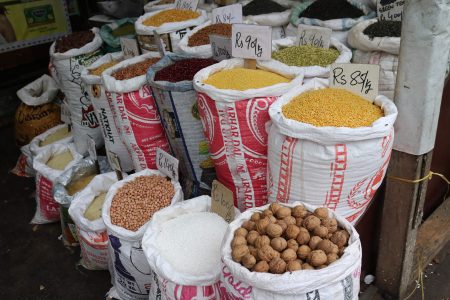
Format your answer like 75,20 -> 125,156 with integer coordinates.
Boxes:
267,78 -> 398,223
193,59 -> 304,212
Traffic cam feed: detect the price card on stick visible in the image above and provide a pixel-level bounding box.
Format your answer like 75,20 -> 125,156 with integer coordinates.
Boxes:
120,37 -> 140,59
175,0 -> 199,11
330,63 -> 380,101
232,24 -> 272,69
297,25 -> 332,48
212,4 -> 243,24
153,30 -> 167,56
156,148 -> 179,182
108,151 -> 123,181
209,34 -> 232,61
377,0 -> 404,21
211,180 -> 235,223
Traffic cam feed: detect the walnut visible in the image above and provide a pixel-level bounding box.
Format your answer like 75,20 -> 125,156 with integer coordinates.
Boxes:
269,258 -> 286,274
327,253 -> 339,265
246,230 -> 259,245
231,236 -> 247,248
287,260 -> 302,272
287,239 -> 299,252
330,230 -> 349,248
262,209 -> 273,217
270,237 -> 287,252
309,236 -> 323,250
295,217 -> 304,227
316,239 -> 335,254
281,248 -> 297,262
296,227 -> 311,245
258,245 -> 279,262
291,205 -> 307,218
269,215 -> 277,223
308,250 -> 327,267
302,263 -> 314,270
256,218 -> 270,234
283,216 -> 296,225
316,265 -> 328,269
275,207 -> 291,219
285,224 -> 300,240
314,207 -> 329,219
242,254 -> 257,269
255,235 -> 270,249
242,220 -> 256,231
250,212 -> 262,222
234,227 -> 248,237
321,218 -> 338,233
266,223 -> 283,238
276,220 -> 288,233
253,261 -> 269,272
231,245 -> 249,263
303,215 -> 321,231
248,245 -> 258,259
313,225 -> 329,238
269,202 -> 282,213
297,245 -> 311,260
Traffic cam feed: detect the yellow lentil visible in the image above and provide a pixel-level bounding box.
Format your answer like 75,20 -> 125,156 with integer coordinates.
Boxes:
282,88 -> 383,128
143,9 -> 200,27
89,60 -> 121,76
203,68 -> 290,91
46,150 -> 74,170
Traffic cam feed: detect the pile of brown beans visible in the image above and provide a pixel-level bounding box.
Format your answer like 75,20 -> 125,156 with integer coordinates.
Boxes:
110,175 -> 175,231
112,57 -> 160,80
55,31 -> 94,53
188,23 -> 232,47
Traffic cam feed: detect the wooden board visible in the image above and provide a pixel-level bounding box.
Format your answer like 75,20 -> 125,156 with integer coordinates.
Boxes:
375,150 -> 433,298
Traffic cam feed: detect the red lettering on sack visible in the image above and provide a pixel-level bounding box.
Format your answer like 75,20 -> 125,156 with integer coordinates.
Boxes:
222,265 -> 252,298
325,144 -> 347,210
276,136 -> 297,203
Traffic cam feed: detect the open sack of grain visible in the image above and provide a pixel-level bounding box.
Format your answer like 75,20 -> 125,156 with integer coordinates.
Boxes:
69,172 -> 124,270
135,8 -> 208,53
81,52 -> 134,172
32,144 -> 82,224
219,202 -> 362,299
259,36 -> 352,78
193,58 -> 304,211
49,29 -> 104,154
142,195 -> 240,299
102,169 -> 182,300
267,78 -> 398,223
102,52 -> 170,171
147,54 -> 217,198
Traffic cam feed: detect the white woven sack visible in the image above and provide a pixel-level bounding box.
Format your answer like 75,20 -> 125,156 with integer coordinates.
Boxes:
102,169 -> 183,300
69,172 -> 124,270
82,52 -> 134,172
143,196 -> 240,300
267,78 -> 398,223
193,58 -> 304,211
259,36 -> 352,78
219,202 -> 362,299
135,9 -> 208,53
102,52 -> 170,171
49,28 -> 104,154
32,143 -> 82,224
243,0 -> 293,27
16,74 -> 58,106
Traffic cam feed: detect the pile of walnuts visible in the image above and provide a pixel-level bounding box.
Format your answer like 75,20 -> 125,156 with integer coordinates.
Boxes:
230,204 -> 350,274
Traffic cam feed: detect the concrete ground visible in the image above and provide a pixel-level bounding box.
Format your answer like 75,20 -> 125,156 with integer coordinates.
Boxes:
1,123 -> 449,300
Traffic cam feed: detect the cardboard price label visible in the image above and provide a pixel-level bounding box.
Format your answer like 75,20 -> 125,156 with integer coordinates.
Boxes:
232,24 -> 272,60
153,30 -> 167,56
330,63 -> 380,101
175,0 -> 199,11
156,148 -> 179,181
60,102 -> 71,124
211,180 -> 235,223
297,24 -> 332,48
210,34 -> 232,61
120,37 -> 140,59
377,0 -> 404,21
212,4 -> 243,24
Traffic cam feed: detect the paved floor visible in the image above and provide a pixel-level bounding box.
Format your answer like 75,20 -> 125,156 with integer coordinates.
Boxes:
1,123 -> 449,300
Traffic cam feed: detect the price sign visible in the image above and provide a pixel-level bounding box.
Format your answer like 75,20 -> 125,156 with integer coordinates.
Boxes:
175,0 -> 199,11
377,0 -> 404,21
60,101 -> 71,124
212,4 -> 243,24
232,24 -> 272,60
108,151 -> 123,180
156,148 -> 179,181
210,34 -> 232,61
330,63 -> 380,101
153,30 -> 167,56
297,25 -> 332,49
211,180 -> 235,223
87,136 -> 97,162
120,37 -> 140,59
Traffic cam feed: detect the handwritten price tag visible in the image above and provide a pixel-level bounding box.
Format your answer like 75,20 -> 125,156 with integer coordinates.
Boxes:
377,0 -> 404,21
60,101 -> 71,124
232,24 -> 272,60
210,34 -> 232,61
120,37 -> 140,59
212,4 -> 243,24
330,64 -> 380,101
175,0 -> 199,11
156,148 -> 179,181
153,30 -> 167,56
211,180 -> 235,223
297,25 -> 332,49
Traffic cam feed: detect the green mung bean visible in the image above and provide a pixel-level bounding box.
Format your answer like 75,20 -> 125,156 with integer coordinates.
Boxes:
272,45 -> 340,67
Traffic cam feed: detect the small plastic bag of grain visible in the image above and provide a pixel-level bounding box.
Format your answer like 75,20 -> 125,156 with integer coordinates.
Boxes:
267,78 -> 398,223
81,52 -> 134,172
100,18 -> 137,53
142,195 -> 239,299
193,58 -> 304,211
258,37 -> 352,78
219,201 -> 362,299
49,28 -> 104,155
29,124 -> 73,158
135,8 -> 207,53
32,144 -> 82,224
147,54 -> 217,198
102,169 -> 183,300
69,172 -> 124,270
102,52 -> 170,171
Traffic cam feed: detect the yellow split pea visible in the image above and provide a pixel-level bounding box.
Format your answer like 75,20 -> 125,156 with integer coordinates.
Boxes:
143,9 -> 200,27
282,88 -> 383,128
203,68 -> 290,91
